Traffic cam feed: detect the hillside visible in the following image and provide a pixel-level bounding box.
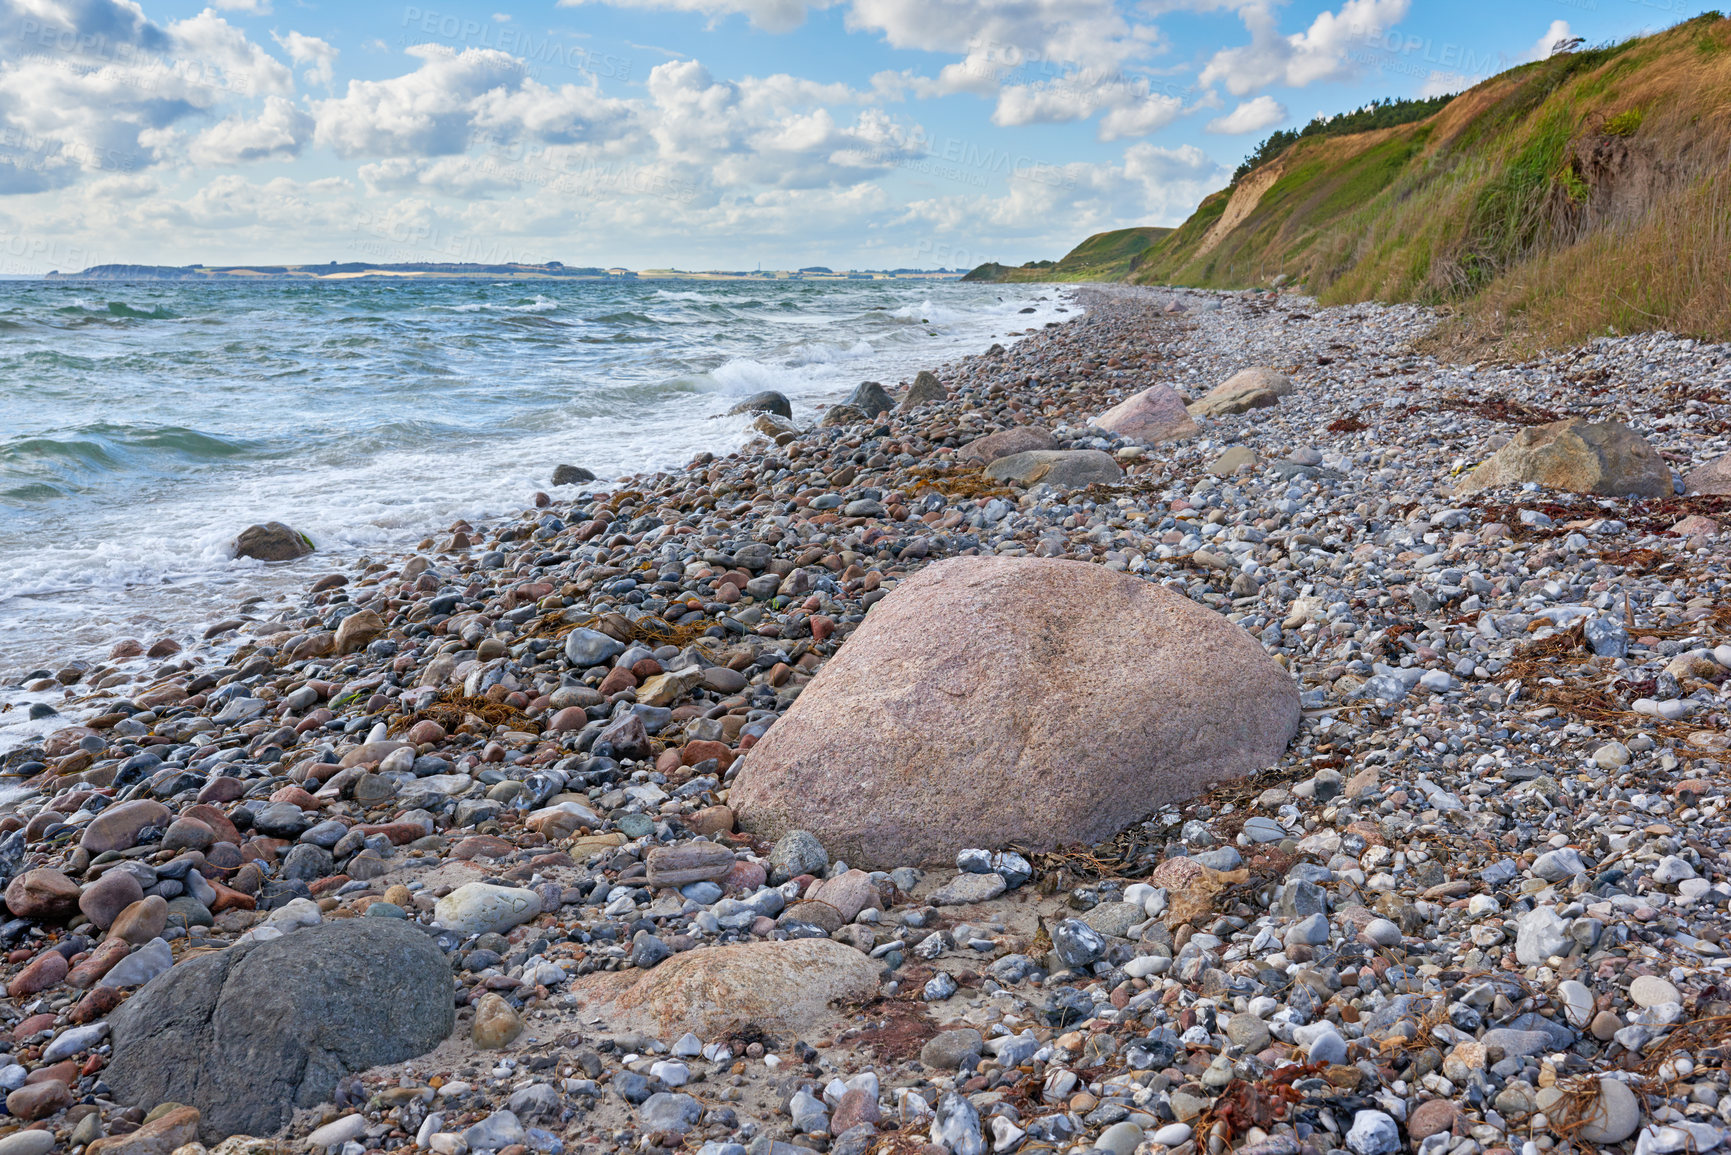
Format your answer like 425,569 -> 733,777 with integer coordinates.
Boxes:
962,226 -> 1171,283
1131,12 -> 1731,350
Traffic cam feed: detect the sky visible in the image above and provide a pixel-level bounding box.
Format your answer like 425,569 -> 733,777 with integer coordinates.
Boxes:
0,0 -> 1712,272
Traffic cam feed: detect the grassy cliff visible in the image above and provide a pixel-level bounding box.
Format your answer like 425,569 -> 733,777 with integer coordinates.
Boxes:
962,227 -> 1171,283
1132,13 -> 1731,350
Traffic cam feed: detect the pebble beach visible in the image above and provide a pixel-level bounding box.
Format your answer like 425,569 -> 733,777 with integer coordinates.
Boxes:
2,285 -> 1730,1155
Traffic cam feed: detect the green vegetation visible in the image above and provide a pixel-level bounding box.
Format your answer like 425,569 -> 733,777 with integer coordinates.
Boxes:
962,227 -> 1172,282
1604,107 -> 1646,136
1230,96 -> 1456,183
1121,12 -> 1731,352
961,14 -> 1731,351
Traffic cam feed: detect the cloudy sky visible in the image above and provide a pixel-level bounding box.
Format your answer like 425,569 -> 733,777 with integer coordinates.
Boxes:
0,0 -> 1701,271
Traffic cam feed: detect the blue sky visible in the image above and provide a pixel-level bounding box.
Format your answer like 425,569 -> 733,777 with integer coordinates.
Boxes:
0,0 -> 1711,270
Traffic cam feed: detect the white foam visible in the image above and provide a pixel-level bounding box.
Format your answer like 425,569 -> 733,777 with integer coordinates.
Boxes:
0,279 -> 1078,738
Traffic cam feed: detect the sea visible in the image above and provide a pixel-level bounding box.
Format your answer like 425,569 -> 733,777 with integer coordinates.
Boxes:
0,275 -> 1072,749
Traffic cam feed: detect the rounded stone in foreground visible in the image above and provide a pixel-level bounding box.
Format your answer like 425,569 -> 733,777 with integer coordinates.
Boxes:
433,881 -> 543,935
574,937 -> 880,1039
104,918 -> 454,1142
1572,1076 -> 1642,1144
730,556 -> 1300,867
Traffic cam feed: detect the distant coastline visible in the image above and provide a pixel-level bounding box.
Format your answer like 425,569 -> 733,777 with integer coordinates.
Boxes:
38,261 -> 967,282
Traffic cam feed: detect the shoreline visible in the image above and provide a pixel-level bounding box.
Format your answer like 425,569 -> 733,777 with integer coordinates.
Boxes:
2,284 -> 1730,1155
0,276 -> 1067,714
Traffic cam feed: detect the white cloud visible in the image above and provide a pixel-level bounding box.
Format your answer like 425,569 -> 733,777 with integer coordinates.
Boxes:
0,0 -> 274,186
211,0 -> 270,14
849,0 -> 1160,83
167,9 -> 294,97
273,30 -> 337,89
310,44 -> 633,157
1097,93 -> 1184,140
1528,20 -> 1573,62
188,94 -> 312,162
1206,94 -> 1285,133
1199,0 -> 1409,96
990,76 -> 1183,142
558,0 -> 839,33
643,59 -> 923,188
561,0 -> 1162,85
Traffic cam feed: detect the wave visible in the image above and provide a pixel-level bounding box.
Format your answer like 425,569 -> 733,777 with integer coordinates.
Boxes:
106,302 -> 179,320
439,295 -> 560,314
0,425 -> 255,476
783,339 -> 875,367
653,289 -> 707,302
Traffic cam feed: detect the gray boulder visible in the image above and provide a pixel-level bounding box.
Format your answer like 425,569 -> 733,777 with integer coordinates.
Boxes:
233,522 -> 312,561
551,465 -> 596,486
727,391 -> 792,418
1455,418 -> 1670,498
847,381 -> 893,418
820,404 -> 868,428
901,371 -> 948,410
104,919 -> 454,1142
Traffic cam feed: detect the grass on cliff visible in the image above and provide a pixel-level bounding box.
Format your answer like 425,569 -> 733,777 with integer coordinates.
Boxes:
1129,12 -> 1731,353
961,227 -> 1172,283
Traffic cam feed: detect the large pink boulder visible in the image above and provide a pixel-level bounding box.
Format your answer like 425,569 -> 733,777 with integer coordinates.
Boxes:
729,557 -> 1299,868
1684,452 -> 1731,495
1092,384 -> 1199,442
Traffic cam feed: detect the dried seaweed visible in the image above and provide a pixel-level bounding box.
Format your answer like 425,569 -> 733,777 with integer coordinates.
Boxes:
906,465 -> 1015,500
1199,1061 -> 1327,1143
1494,624 -> 1701,739
1433,396 -> 1563,425
390,692 -> 540,737
521,609 -> 717,650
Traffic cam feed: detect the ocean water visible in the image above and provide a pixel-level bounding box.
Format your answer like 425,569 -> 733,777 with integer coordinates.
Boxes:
0,276 -> 1072,692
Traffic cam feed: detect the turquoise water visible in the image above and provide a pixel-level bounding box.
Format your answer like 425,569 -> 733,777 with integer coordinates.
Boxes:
0,276 -> 1069,680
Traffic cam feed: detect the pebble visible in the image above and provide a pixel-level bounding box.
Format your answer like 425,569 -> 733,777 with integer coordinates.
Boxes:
1577,1076 -> 1643,1144
0,1132 -> 57,1155
1347,1110 -> 1401,1155
306,1113 -> 367,1149
1630,974 -> 1681,1007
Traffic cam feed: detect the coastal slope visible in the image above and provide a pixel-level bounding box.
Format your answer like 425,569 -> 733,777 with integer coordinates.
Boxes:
1133,12 -> 1731,349
962,226 -> 1171,283
995,13 -> 1731,350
